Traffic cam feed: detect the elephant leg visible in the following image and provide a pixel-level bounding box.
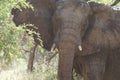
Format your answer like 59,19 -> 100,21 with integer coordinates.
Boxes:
82,53 -> 107,80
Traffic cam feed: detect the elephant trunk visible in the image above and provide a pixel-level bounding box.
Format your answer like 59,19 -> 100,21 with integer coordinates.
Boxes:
58,42 -> 76,80
56,22 -> 82,80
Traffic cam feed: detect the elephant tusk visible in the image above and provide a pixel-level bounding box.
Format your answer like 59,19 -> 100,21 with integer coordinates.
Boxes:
51,43 -> 56,52
78,45 -> 82,51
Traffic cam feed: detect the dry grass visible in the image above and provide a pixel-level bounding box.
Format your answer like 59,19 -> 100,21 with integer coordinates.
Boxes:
0,58 -> 57,80
0,53 -> 83,80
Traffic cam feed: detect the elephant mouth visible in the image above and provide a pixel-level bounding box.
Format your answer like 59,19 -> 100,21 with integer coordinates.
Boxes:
50,43 -> 82,52
51,23 -> 83,52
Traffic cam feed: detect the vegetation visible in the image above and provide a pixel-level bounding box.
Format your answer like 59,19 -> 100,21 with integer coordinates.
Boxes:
0,0 -> 119,80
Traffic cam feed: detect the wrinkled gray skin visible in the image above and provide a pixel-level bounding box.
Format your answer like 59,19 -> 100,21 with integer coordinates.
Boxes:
12,0 -> 120,80
53,0 -> 120,80
11,0 -> 57,72
53,0 -> 91,80
11,0 -> 57,50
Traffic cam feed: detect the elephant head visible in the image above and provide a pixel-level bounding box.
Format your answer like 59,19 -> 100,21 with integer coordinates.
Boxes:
52,0 -> 92,80
11,0 -> 57,50
52,0 -> 120,80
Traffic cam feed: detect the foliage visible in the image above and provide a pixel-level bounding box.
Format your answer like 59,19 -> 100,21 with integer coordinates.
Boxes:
0,0 -> 33,64
0,51 -> 58,80
0,0 -> 120,80
92,0 -> 120,6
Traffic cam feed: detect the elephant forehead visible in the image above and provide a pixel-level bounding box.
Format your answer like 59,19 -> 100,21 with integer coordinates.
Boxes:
61,8 -> 80,17
57,8 -> 88,23
55,0 -> 91,21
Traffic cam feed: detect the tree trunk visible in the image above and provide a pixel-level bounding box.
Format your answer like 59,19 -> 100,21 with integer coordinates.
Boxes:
27,43 -> 37,72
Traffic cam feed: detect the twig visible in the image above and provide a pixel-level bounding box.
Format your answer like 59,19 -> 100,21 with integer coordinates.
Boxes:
47,52 -> 58,63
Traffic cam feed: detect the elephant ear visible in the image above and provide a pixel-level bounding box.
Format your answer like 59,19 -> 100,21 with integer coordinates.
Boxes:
88,1 -> 112,13
85,2 -> 120,51
11,0 -> 56,51
11,7 -> 32,27
27,0 -> 55,51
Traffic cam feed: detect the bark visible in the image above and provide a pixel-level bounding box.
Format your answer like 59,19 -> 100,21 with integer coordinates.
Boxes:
27,43 -> 38,72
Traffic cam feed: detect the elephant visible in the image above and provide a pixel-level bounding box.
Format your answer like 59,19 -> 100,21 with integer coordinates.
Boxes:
11,0 -> 57,50
11,0 -> 120,80
11,0 -> 57,71
52,0 -> 120,80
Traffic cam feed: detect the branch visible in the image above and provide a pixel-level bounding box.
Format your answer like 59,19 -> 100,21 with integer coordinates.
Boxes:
46,52 -> 58,63
111,0 -> 120,6
20,48 -> 31,53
